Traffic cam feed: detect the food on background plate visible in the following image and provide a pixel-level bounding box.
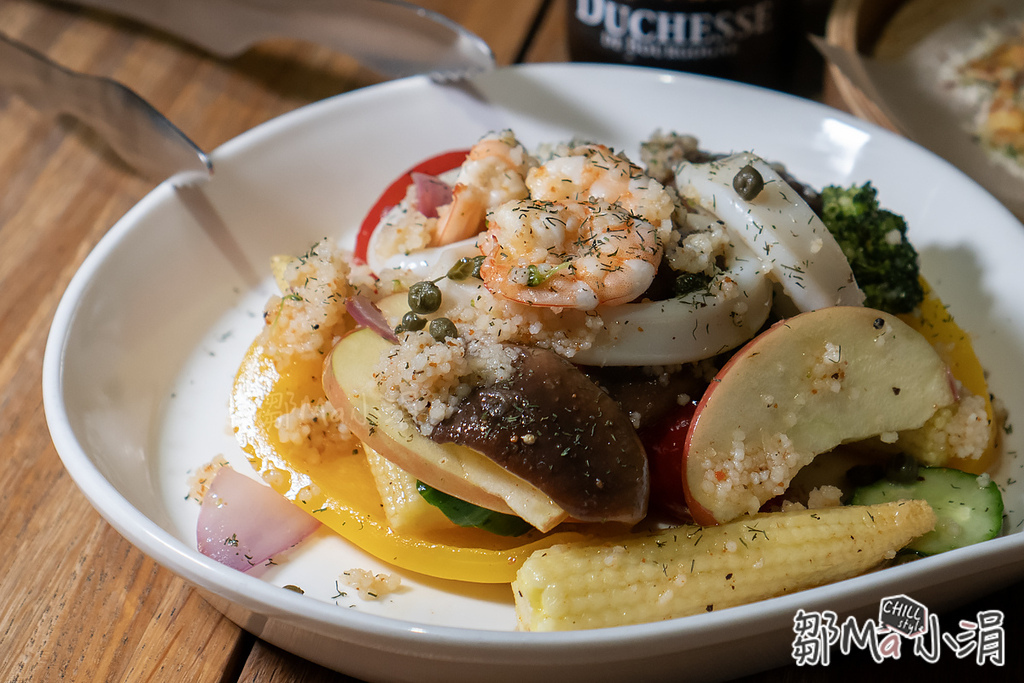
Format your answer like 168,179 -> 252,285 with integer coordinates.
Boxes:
207,129 -> 1003,629
956,20 -> 1024,177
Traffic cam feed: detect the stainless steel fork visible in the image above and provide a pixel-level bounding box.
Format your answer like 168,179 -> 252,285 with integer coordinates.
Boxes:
0,32 -> 213,184
1,0 -> 496,183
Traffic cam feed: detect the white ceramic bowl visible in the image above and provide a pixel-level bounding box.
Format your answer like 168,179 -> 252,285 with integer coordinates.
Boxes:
43,64 -> 1024,682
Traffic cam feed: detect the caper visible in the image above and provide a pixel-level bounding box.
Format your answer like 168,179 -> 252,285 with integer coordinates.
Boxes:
733,163 -> 764,201
408,280 -> 442,314
445,255 -> 486,281
884,452 -> 920,484
399,311 -> 426,332
429,317 -> 458,341
447,257 -> 476,280
470,254 -> 485,279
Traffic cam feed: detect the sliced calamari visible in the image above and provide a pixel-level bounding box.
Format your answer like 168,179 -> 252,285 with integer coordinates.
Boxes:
675,152 -> 864,311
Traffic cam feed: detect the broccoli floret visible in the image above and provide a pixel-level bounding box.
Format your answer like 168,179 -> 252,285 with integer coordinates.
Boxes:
819,182 -> 923,314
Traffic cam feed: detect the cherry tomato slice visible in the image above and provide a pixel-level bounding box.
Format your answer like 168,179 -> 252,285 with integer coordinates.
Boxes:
354,149 -> 470,263
640,400 -> 698,521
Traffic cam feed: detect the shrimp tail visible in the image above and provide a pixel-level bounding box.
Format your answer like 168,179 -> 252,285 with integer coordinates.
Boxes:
433,184 -> 487,246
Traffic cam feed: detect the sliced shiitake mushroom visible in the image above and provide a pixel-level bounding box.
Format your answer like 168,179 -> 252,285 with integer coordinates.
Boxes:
430,346 -> 649,524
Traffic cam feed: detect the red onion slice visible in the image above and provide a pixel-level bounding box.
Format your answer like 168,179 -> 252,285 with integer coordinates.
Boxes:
347,294 -> 399,342
197,467 -> 320,573
412,172 -> 453,218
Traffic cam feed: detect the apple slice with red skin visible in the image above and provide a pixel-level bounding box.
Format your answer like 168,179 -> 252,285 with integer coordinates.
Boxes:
683,306 -> 957,525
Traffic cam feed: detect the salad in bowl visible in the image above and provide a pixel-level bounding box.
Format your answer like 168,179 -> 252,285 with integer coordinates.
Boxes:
202,127 -> 1003,632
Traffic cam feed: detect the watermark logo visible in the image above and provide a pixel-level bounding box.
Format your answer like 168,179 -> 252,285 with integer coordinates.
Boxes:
792,594 -> 1005,667
879,594 -> 927,638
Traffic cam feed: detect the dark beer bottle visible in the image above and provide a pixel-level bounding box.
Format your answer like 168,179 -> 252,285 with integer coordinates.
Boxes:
566,0 -> 799,92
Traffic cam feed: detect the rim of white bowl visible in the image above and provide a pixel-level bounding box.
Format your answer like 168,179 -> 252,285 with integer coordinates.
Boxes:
40,63 -> 1024,660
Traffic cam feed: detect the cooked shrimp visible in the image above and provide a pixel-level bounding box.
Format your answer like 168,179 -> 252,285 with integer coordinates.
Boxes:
526,143 -> 675,239
433,131 -> 535,246
479,198 -> 662,310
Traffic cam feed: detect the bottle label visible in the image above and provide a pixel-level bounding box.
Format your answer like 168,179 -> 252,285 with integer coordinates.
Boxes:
568,0 -> 791,88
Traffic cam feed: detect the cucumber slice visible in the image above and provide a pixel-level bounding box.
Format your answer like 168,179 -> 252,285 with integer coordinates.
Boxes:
848,467 -> 1003,555
416,482 -> 532,537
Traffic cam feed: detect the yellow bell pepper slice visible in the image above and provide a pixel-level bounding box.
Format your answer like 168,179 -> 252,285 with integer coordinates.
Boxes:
899,278 -> 998,473
230,338 -> 589,583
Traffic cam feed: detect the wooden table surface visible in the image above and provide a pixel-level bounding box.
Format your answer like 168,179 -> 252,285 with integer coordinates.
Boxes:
1,0 -> 1021,680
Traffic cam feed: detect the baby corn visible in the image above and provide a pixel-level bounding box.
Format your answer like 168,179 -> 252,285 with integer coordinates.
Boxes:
512,500 -> 935,631
364,445 -> 454,533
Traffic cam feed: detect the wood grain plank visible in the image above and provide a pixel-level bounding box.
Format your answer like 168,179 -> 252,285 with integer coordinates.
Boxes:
0,345 -> 245,683
0,1 -> 283,681
523,0 -> 571,64
418,0 -> 545,66
239,641 -> 362,683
